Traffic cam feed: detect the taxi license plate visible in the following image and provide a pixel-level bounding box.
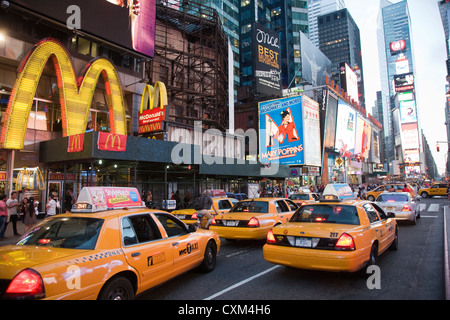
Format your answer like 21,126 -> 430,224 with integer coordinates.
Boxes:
386,207 -> 396,211
177,215 -> 186,219
295,237 -> 312,248
225,220 -> 239,227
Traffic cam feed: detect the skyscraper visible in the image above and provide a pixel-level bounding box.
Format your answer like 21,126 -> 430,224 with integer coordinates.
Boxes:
377,0 -> 422,177
317,8 -> 365,106
307,0 -> 345,47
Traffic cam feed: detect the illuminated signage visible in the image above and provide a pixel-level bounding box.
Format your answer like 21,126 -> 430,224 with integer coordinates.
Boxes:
98,132 -> 127,152
339,63 -> 359,103
394,73 -> 414,92
0,38 -> 127,149
390,40 -> 406,54
68,133 -> 85,153
138,82 -> 168,134
335,100 -> 356,158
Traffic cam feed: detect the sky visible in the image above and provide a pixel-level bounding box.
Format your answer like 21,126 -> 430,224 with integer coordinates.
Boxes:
345,0 -> 448,176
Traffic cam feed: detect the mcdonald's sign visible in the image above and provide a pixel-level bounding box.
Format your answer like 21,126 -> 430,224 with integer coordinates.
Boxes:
0,38 -> 127,150
0,172 -> 6,182
98,132 -> 127,152
68,133 -> 85,153
138,82 -> 168,134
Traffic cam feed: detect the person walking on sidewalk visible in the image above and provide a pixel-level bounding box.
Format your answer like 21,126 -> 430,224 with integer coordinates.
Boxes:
6,191 -> 20,236
0,195 -> 8,240
45,194 -> 58,218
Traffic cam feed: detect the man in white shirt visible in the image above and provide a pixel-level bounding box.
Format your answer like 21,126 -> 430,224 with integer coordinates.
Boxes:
6,191 -> 20,235
45,194 -> 57,218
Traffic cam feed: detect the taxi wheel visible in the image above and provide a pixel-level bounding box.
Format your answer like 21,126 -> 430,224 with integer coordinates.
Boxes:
367,195 -> 375,201
98,276 -> 135,300
199,240 -> 217,273
421,192 -> 429,198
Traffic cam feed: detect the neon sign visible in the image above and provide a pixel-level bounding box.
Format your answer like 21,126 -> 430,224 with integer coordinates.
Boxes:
0,38 -> 127,149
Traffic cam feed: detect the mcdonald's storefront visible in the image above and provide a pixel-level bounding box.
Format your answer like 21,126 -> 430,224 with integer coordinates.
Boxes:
0,37 -> 290,211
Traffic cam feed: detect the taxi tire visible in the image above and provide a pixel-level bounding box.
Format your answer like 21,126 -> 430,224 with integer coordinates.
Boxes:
98,276 -> 135,300
199,240 -> 217,273
367,195 -> 375,201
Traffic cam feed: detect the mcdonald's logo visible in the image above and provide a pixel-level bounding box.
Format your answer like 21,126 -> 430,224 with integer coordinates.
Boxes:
98,132 -> 127,152
68,133 -> 85,153
0,38 -> 127,150
0,171 -> 6,182
138,82 -> 167,134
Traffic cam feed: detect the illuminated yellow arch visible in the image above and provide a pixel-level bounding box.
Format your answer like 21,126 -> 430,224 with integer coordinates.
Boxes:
0,38 -> 127,149
139,81 -> 168,113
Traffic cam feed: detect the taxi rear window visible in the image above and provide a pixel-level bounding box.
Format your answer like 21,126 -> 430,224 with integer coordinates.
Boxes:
17,217 -> 104,250
230,201 -> 268,213
376,194 -> 409,202
290,205 -> 360,225
289,194 -> 309,200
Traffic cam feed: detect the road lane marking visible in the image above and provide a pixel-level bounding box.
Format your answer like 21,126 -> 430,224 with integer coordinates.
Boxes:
203,265 -> 281,300
428,204 -> 440,212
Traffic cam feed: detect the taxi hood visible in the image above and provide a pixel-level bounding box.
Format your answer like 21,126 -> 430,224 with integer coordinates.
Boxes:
0,245 -> 87,279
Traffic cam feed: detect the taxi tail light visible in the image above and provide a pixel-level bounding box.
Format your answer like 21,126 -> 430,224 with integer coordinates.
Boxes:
334,233 -> 355,251
211,217 -> 217,225
5,269 -> 45,299
267,230 -> 276,243
248,217 -> 260,227
191,213 -> 198,219
402,205 -> 411,212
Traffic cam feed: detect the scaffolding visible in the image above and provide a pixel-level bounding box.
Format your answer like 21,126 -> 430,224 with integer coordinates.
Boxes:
147,0 -> 229,131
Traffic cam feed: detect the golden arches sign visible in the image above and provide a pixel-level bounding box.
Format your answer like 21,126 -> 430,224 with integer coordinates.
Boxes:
139,81 -> 168,113
0,38 -> 127,149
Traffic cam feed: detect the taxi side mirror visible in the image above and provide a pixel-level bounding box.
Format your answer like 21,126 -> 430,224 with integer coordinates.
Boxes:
387,212 -> 396,219
188,224 -> 197,233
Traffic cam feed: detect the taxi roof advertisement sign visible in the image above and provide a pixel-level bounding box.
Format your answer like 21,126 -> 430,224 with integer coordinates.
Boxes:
77,187 -> 143,211
258,96 -> 321,166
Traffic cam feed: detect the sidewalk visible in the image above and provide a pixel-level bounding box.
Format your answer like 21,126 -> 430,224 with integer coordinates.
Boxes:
444,206 -> 450,300
0,218 -> 28,246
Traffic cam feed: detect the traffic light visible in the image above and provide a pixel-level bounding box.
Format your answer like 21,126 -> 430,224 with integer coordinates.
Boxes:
437,143 -> 440,152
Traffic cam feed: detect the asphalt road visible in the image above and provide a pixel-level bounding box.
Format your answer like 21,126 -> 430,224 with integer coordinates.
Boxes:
137,196 -> 448,301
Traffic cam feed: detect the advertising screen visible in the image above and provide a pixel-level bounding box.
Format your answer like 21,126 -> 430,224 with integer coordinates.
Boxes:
394,73 -> 414,92
339,63 -> 359,103
10,0 -> 156,58
302,96 -> 321,166
259,96 -> 304,165
399,100 -> 417,123
253,22 -> 282,96
354,116 -> 372,159
400,122 -> 420,150
334,100 -> 356,158
323,93 -> 338,150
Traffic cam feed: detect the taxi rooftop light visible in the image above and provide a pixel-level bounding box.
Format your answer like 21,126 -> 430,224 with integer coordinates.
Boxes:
320,183 -> 355,202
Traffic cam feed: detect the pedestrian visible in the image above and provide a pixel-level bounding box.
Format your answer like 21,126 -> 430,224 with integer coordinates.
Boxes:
197,190 -> 219,229
144,190 -> 153,208
20,197 -> 29,222
45,194 -> 58,218
0,194 -> 8,239
24,197 -> 38,233
64,189 -> 76,213
6,191 -> 20,236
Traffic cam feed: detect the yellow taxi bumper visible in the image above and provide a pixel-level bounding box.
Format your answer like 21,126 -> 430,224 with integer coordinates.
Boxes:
263,243 -> 369,272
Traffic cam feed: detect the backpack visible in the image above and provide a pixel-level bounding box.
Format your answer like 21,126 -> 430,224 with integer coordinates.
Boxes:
193,196 -> 205,211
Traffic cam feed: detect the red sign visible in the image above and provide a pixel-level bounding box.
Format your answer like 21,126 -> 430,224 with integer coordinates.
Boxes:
68,133 -> 84,152
98,132 -> 127,152
390,40 -> 406,53
138,107 -> 166,133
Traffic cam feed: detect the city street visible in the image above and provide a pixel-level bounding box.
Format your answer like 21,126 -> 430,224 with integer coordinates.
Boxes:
137,196 -> 449,301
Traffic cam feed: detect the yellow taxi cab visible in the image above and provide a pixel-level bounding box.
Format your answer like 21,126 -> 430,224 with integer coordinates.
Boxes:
0,187 -> 220,300
418,183 -> 448,198
209,198 -> 299,240
366,183 -> 415,201
171,191 -> 238,227
263,184 -> 398,273
288,193 -> 319,206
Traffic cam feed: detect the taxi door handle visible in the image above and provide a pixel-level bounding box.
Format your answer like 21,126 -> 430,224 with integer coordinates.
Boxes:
172,242 -> 179,247
131,252 -> 141,257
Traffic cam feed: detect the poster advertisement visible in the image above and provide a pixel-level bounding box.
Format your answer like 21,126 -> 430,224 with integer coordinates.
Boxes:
259,96 -> 304,165
89,187 -> 142,209
334,100 -> 356,158
302,96 -> 321,167
354,116 -> 372,159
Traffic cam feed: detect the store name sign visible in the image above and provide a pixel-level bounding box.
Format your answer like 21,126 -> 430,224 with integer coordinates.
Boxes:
138,82 -> 168,134
0,38 -> 127,150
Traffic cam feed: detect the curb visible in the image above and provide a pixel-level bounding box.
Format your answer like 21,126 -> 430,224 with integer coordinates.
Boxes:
445,206 -> 450,300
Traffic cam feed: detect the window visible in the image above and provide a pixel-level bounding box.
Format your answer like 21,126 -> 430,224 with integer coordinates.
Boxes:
285,200 -> 298,211
363,204 -> 380,223
17,217 -> 104,250
121,214 -> 161,246
155,213 -> 188,237
218,200 -> 232,210
230,201 -> 268,213
291,205 -> 360,225
275,200 -> 289,213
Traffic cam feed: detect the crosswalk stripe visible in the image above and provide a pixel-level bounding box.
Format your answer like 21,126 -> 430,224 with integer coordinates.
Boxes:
428,204 -> 440,212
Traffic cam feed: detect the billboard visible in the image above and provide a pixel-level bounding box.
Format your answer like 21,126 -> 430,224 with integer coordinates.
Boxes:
322,92 -> 338,150
354,116 -> 372,159
399,100 -> 417,123
9,0 -> 156,58
339,63 -> 359,103
254,22 -> 281,96
300,32 -> 332,86
400,122 -> 420,150
334,100 -> 356,158
258,96 -> 321,166
394,72 -> 414,92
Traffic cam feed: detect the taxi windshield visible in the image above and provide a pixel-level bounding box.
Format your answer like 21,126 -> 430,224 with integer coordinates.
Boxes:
17,217 -> 104,250
289,194 -> 309,200
230,201 -> 268,213
291,205 -> 360,225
